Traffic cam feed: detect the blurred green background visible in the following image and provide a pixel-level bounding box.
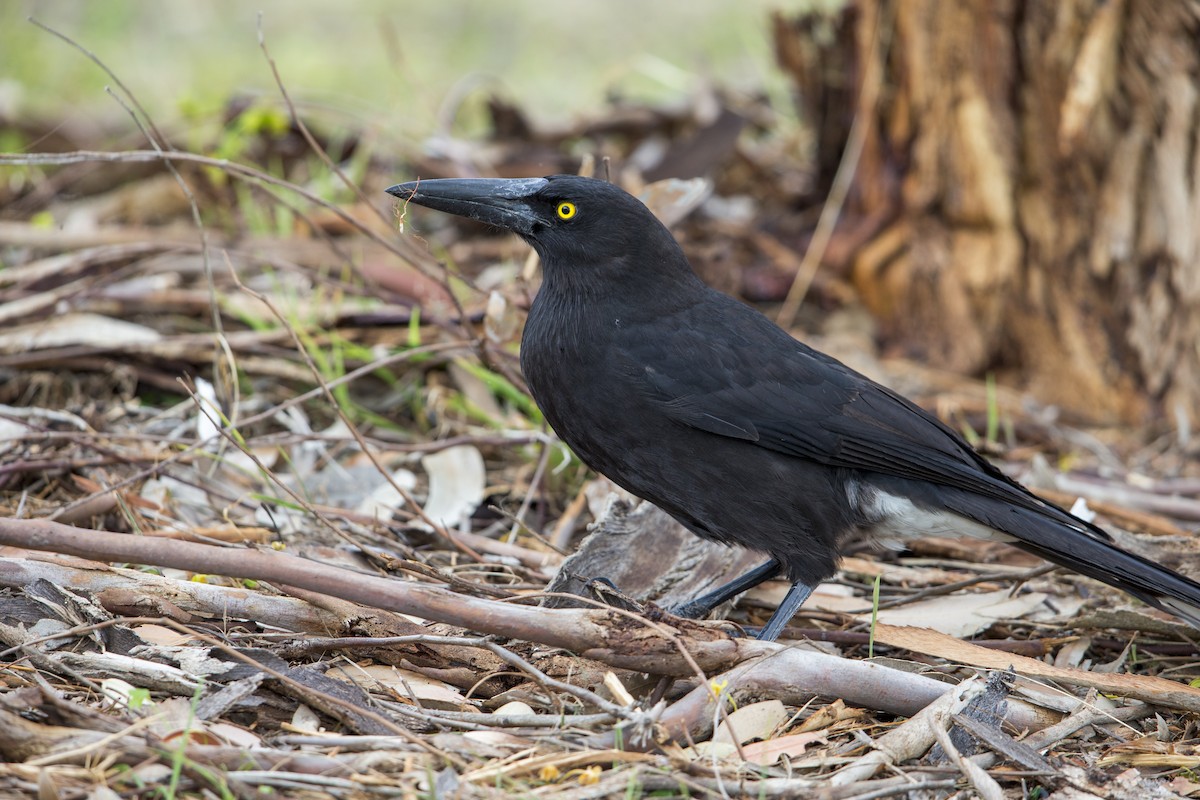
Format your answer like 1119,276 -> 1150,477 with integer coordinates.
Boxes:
2,1 -> 820,141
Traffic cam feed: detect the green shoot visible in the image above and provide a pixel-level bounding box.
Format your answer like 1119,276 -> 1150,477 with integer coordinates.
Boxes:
868,574 -> 882,659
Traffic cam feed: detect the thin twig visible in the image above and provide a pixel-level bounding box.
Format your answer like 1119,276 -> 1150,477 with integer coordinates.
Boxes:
42,341 -> 466,524
28,17 -> 167,147
775,2 -> 891,329
224,260 -> 486,561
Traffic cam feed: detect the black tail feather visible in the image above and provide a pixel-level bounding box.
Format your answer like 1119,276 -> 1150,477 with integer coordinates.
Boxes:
1014,532 -> 1200,628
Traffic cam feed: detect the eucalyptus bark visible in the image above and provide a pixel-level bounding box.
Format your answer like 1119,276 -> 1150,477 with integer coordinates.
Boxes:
777,1 -> 1200,424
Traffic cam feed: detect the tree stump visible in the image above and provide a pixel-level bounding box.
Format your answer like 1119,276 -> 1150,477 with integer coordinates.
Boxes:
776,1 -> 1200,425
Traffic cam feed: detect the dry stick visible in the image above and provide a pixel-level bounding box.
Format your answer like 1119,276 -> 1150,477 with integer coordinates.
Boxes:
0,621 -> 107,697
25,708 -> 167,769
0,516 -> 743,673
775,0 -> 890,330
709,681 -> 753,777
1019,697 -> 1151,751
0,558 -> 349,640
644,648 -> 957,750
373,633 -> 636,721
0,404 -> 91,431
260,430 -> 543,455
507,437 -> 552,542
257,14 -> 381,224
513,590 -> 721,716
300,704 -> 613,732
830,674 -> 988,787
235,341 -> 467,432
940,701 -> 1152,795
487,503 -> 568,562
387,559 -> 512,598
930,709 -> 1005,800
551,482 -> 591,550
301,500 -> 556,570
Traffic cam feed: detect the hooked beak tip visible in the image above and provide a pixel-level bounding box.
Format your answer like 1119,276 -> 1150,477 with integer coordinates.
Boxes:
383,177 -> 550,236
385,182 -> 415,199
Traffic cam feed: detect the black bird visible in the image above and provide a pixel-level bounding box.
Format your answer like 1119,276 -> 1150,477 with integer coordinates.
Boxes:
387,175 -> 1200,641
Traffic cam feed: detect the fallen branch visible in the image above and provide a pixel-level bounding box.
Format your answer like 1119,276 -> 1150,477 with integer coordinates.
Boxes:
5,515 -> 1198,736
0,516 -> 745,675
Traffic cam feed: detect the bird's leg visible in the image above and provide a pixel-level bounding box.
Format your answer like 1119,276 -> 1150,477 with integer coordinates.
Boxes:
756,580 -> 814,641
669,558 -> 782,619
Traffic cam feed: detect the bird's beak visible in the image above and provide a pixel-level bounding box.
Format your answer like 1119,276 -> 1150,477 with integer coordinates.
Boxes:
386,177 -> 550,236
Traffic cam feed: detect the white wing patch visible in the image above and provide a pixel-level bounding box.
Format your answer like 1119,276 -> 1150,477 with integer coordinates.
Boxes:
847,480 -> 1014,549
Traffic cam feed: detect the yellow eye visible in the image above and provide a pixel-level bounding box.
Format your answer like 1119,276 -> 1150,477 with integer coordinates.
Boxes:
556,201 -> 577,220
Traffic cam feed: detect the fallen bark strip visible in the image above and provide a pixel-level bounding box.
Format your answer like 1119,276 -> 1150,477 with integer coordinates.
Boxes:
873,623 -> 1200,715
829,675 -> 988,786
0,553 -> 349,633
652,652 -> 957,743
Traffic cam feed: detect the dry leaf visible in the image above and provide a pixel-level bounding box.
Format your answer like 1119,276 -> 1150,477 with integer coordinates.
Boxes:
640,177 -> 712,228
869,589 -> 1049,637
328,664 -> 470,710
291,704 -> 322,733
740,730 -> 828,766
492,701 -> 535,717
205,721 -> 263,749
796,698 -> 865,733
421,444 -> 486,529
131,625 -> 195,646
712,699 -> 787,746
355,468 -> 419,519
0,312 -> 160,352
484,290 -> 521,345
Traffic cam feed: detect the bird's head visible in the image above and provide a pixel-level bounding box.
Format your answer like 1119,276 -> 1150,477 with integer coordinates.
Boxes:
386,175 -> 692,286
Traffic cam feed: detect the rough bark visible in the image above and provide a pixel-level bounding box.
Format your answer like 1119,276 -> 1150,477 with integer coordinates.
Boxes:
777,1 -> 1200,424
544,495 -> 764,613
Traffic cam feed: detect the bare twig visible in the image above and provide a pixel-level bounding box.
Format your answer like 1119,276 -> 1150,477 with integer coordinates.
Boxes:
41,341 -> 466,524
775,1 -> 890,328
223,260 -> 485,561
28,17 -> 168,147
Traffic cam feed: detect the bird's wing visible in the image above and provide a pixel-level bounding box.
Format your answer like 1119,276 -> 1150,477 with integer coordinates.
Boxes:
630,313 -> 1054,516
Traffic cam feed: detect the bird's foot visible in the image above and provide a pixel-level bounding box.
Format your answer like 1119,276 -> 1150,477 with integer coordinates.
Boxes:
667,598 -> 715,620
